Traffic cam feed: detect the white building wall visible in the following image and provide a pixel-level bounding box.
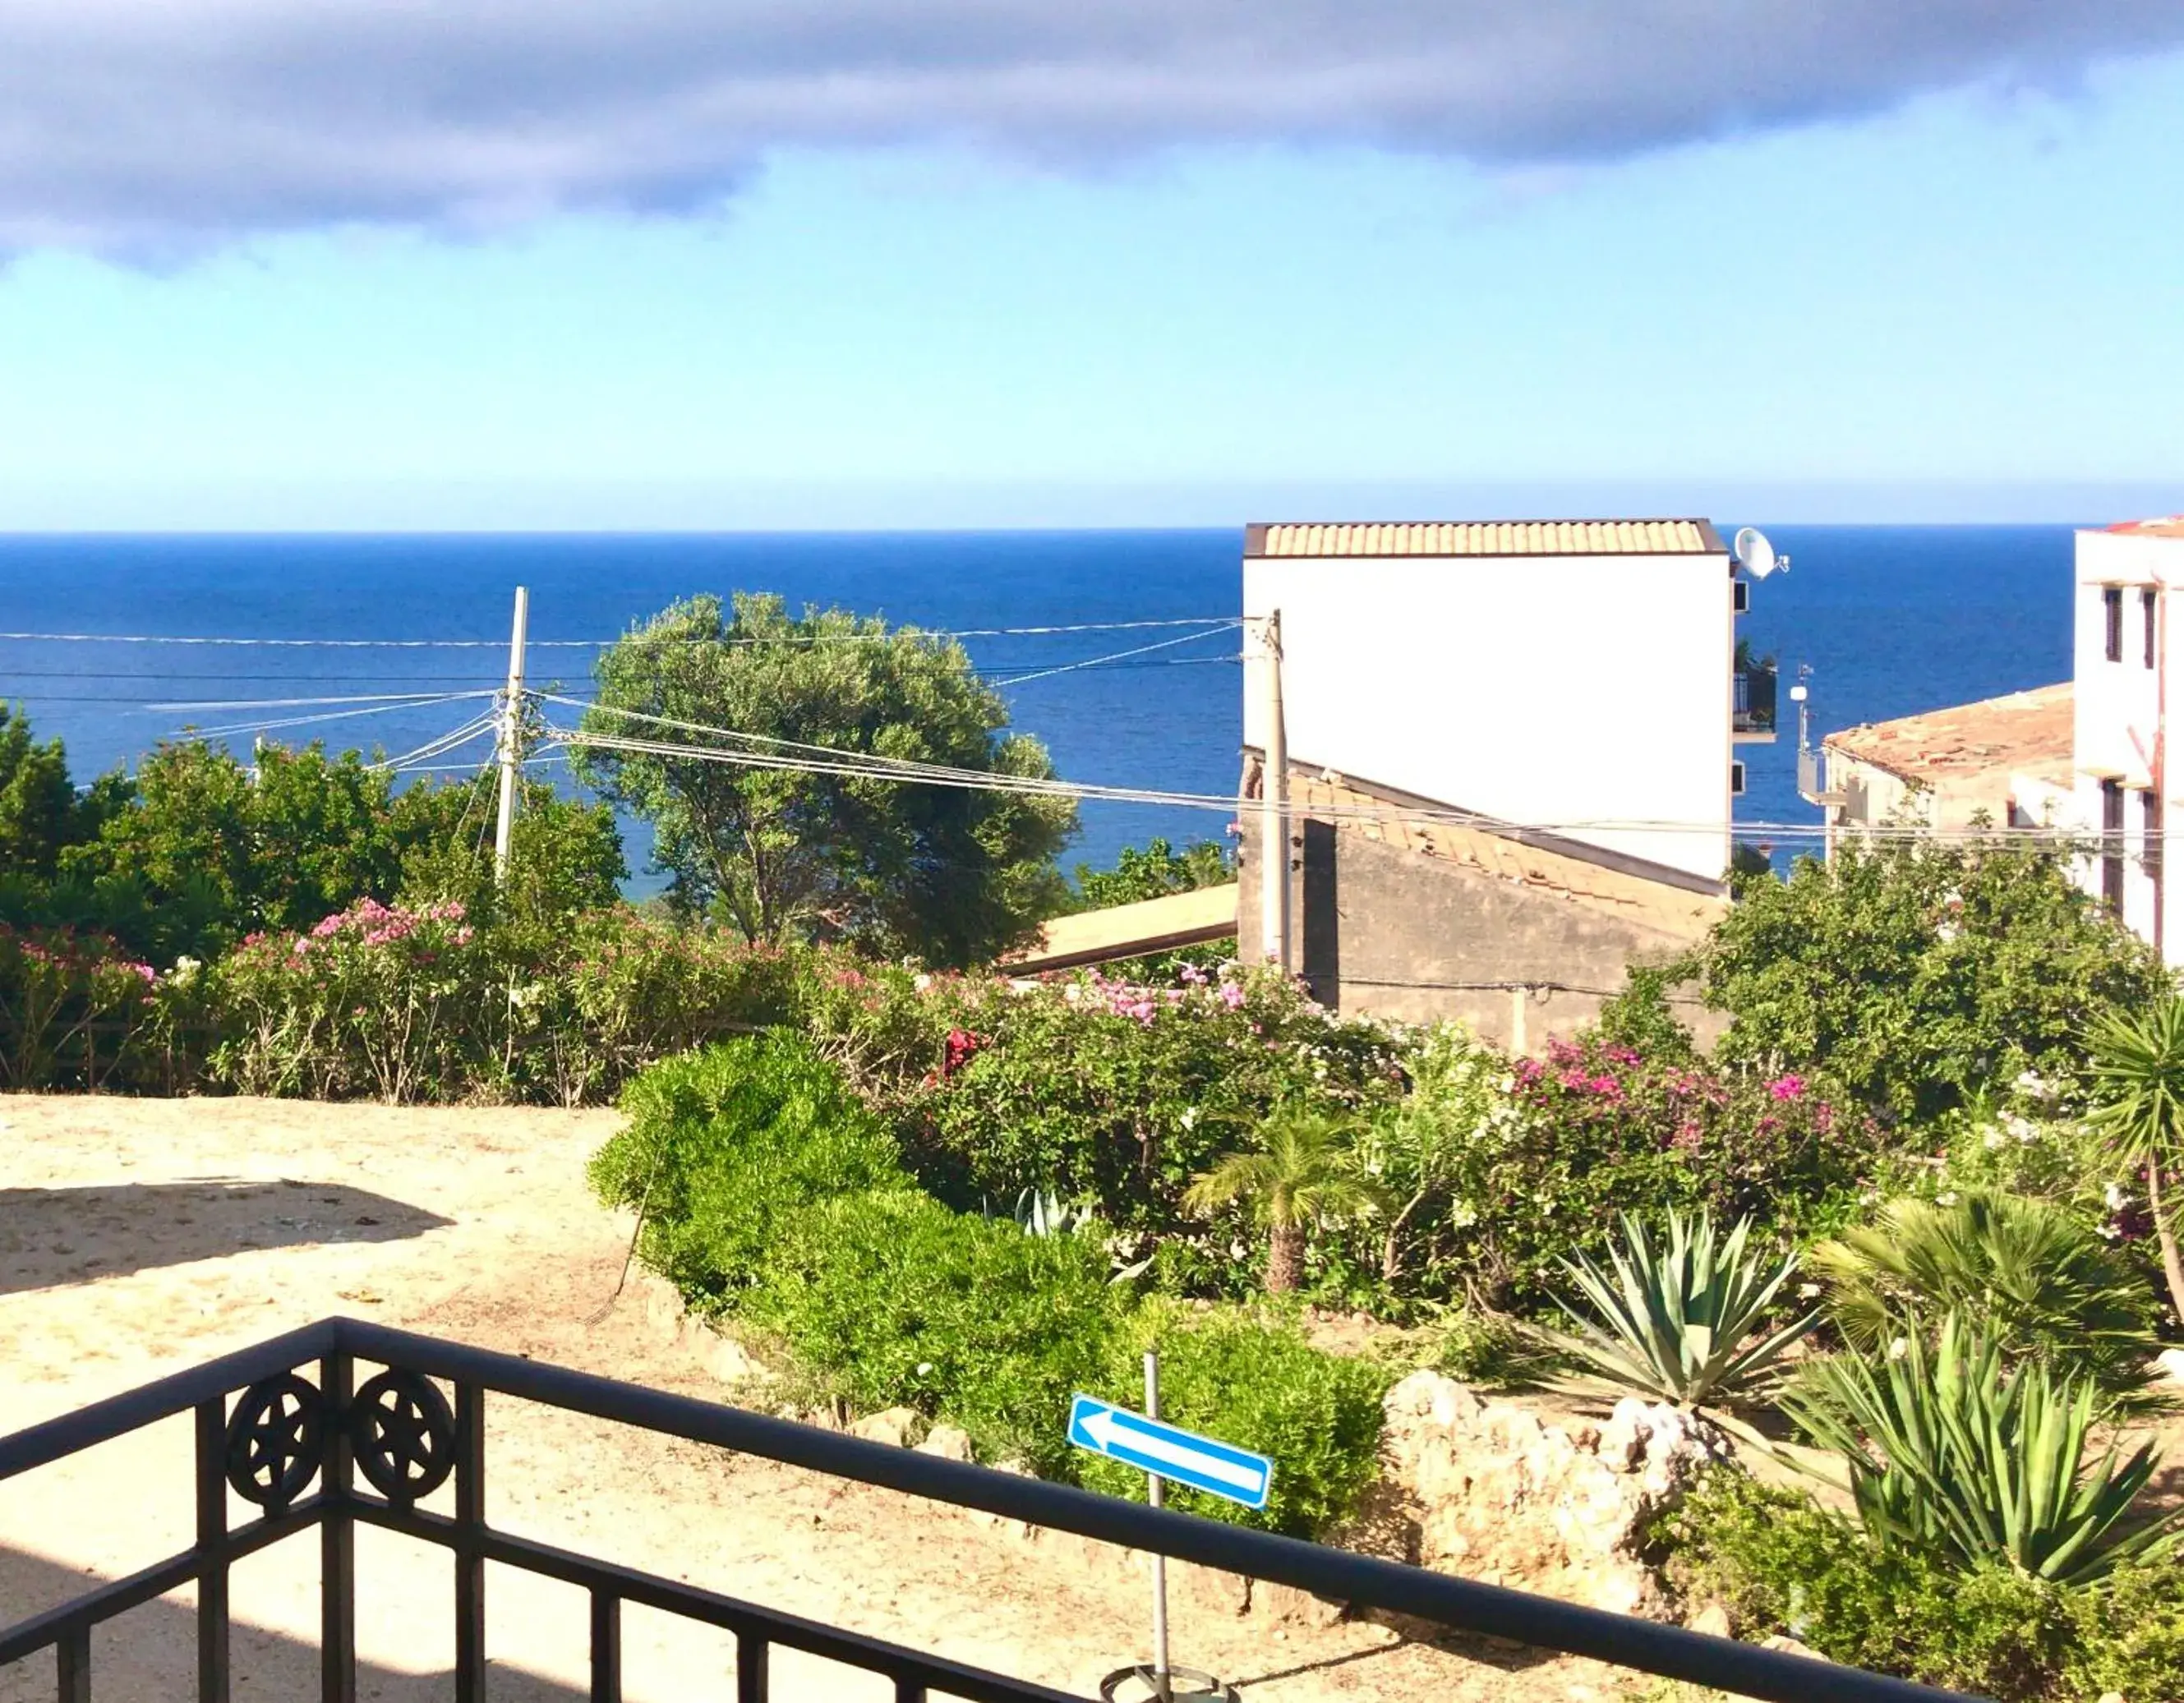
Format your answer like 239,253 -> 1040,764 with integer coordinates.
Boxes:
2068,529 -> 2180,964
1243,549 -> 1733,882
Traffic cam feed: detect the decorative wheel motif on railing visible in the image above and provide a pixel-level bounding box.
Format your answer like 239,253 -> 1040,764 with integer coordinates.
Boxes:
350,1368 -> 457,1503
223,1372 -> 326,1508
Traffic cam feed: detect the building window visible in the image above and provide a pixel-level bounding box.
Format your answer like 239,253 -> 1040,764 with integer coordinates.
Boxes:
2103,779 -> 2126,915
2146,588 -> 2160,669
2105,587 -> 2125,661
2148,787 -> 2165,883
1730,760 -> 1746,797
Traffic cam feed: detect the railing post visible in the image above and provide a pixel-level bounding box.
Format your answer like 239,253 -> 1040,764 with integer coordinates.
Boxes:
736,1632 -> 768,1703
589,1590 -> 620,1702
195,1398 -> 232,1702
321,1351 -> 356,1703
454,1382 -> 486,1703
55,1627 -> 89,1703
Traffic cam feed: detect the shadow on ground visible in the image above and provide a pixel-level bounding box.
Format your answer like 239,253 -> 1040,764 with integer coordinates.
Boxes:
0,1544 -> 586,1703
0,1180 -> 452,1296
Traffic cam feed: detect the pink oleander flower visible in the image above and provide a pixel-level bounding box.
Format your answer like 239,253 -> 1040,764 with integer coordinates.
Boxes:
1219,982 -> 1246,1010
1767,1074 -> 1807,1102
130,963 -> 156,985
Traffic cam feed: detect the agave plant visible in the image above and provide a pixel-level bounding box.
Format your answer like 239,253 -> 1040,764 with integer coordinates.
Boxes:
1785,1312 -> 2184,1586
1809,1190 -> 2166,1412
1543,1208 -> 1813,1413
1014,1188 -> 1096,1238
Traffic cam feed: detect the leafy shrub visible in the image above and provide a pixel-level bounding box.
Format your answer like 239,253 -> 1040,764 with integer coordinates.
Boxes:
1660,1471 -> 2073,1701
1447,1035 -> 1877,1306
589,1035 -> 903,1305
746,1187 -> 1124,1475
1543,1210 -> 1812,1415
1083,1304 -> 1391,1540
0,924 -> 201,1091
909,964 -> 1407,1292
1679,836 -> 2167,1123
1351,1022 -> 1504,1293
1809,1192 -> 2163,1406
1785,1314 -> 2182,1586
1663,1469 -> 2184,1703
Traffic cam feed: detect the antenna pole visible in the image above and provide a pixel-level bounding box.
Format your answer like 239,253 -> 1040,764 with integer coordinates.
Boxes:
493,586 -> 531,886
1258,610 -> 1289,971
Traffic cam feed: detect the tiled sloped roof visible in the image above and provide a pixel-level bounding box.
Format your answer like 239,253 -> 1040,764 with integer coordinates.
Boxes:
1244,519 -> 1722,559
2108,517 -> 2184,538
1823,682 -> 2074,787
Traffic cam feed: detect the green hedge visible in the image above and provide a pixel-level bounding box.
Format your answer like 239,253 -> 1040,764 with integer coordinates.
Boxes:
596,1034 -> 1391,1535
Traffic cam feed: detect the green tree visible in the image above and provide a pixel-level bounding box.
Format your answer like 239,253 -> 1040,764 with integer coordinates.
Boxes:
575,592 -> 1076,965
1183,1108 -> 1385,1294
1679,835 -> 2167,1122
391,774 -> 626,927
0,706 -> 87,877
2088,996 -> 2184,1323
1067,835 -> 1236,979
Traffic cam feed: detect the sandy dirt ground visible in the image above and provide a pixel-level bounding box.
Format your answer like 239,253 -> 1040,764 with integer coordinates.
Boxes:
0,1094 -> 1647,1703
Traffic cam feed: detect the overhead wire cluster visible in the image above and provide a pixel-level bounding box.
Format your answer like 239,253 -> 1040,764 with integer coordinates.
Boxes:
0,614 -> 2118,853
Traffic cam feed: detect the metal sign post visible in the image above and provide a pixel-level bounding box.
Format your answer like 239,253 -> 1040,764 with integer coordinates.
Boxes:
1071,1381 -> 1268,1703
1144,1352 -> 1170,1703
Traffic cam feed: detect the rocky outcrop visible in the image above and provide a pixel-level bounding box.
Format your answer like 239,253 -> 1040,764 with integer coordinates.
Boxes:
1371,1371 -> 1731,1618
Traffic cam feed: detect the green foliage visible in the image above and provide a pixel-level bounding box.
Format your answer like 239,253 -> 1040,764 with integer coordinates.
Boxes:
207,904 -> 798,1104
1067,837 -> 1235,978
1664,1468 -> 2184,1702
575,591 -> 1077,965
1785,1314 -> 2183,1586
748,1187 -> 1124,1475
908,965 -> 1407,1296
1809,1192 -> 2163,1407
390,774 -> 627,929
1184,1108 -> 1385,1294
1352,1023 -> 1504,1290
1543,1209 -> 1812,1412
591,1036 -> 905,1305
0,706 -> 90,877
1083,1305 -> 1391,1540
1660,1471 -> 2075,1701
1592,964 -> 1698,1062
1681,836 -> 2168,1123
1450,1036 -> 1877,1307
2085,993 -> 2184,1320
0,926 -> 204,1092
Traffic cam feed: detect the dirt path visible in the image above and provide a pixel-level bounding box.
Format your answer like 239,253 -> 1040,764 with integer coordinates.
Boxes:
0,1094 -> 1630,1703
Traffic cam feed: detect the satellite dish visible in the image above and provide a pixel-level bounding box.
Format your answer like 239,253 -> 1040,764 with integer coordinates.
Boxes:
1734,527 -> 1786,579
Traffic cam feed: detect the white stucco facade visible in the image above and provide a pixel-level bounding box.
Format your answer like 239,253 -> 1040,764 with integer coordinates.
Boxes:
2067,523 -> 2183,960
1242,523 -> 1740,883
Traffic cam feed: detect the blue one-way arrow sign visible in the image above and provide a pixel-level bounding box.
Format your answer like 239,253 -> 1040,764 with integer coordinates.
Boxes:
1067,1394 -> 1273,1510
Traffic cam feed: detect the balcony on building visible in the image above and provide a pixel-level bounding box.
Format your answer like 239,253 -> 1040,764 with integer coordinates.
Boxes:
1733,656 -> 1778,742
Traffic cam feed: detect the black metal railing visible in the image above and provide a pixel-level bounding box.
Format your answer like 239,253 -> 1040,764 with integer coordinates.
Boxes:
1735,663 -> 1779,735
0,1317 -> 1975,1703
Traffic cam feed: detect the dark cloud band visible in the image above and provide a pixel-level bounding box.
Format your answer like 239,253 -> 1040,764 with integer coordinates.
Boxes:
2,1 -> 2179,254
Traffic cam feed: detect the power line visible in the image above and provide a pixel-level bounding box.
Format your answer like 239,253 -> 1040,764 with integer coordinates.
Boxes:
989,623 -> 1242,686
0,616 -> 1242,650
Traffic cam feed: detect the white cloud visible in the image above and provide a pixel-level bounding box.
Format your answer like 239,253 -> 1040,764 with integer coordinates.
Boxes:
3,1 -> 2180,255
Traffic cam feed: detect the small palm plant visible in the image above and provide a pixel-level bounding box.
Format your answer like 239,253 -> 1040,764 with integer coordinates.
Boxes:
2087,996 -> 2184,1323
1785,1312 -> 2184,1586
1809,1190 -> 2165,1412
1543,1209 -> 1813,1418
1183,1108 -> 1385,1294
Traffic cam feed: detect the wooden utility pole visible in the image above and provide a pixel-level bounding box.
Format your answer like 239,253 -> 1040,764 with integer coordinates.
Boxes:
1258,610 -> 1289,971
493,586 -> 530,885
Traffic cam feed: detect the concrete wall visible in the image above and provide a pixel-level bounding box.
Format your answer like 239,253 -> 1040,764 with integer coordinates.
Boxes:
1237,815 -> 1725,1054
1243,547 -> 1735,881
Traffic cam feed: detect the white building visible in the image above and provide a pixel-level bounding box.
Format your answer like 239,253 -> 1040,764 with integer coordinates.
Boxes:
1799,516 -> 2184,967
2054,518 -> 2184,958
1242,518 -> 1767,884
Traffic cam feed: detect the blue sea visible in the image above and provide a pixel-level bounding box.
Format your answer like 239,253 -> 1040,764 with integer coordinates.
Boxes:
0,527 -> 2080,886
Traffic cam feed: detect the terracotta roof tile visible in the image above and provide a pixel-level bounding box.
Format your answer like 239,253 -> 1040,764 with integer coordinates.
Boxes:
1822,683 -> 2073,787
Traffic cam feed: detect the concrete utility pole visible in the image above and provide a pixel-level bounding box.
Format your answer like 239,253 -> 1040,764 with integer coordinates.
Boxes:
1143,1351 -> 1171,1703
493,585 -> 531,885
1258,610 -> 1290,971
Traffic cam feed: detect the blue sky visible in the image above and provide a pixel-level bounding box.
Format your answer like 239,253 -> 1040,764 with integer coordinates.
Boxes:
1,7 -> 2180,528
